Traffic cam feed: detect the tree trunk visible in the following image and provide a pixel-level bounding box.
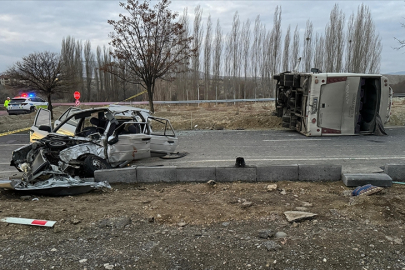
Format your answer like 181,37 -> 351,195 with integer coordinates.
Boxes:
47,92 -> 53,120
147,84 -> 155,113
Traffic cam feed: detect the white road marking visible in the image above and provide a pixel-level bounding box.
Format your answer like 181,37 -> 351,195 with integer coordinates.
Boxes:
0,144 -> 27,146
263,139 -> 331,142
173,156 -> 405,163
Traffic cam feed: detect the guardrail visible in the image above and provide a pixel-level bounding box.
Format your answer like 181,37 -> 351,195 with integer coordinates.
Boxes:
53,98 -> 275,106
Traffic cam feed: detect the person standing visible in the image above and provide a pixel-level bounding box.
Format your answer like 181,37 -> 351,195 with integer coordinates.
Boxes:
3,97 -> 10,109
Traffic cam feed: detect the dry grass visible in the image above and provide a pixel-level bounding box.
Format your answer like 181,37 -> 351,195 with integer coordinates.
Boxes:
1,99 -> 405,134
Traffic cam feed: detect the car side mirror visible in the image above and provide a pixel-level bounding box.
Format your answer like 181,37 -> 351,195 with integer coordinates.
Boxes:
38,125 -> 52,132
107,135 -> 118,145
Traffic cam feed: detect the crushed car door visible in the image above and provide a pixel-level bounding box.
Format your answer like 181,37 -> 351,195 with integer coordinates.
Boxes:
148,117 -> 178,156
30,108 -> 51,143
105,121 -> 151,165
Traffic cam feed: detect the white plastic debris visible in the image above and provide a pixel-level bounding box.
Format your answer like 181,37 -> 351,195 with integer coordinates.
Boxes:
0,217 -> 56,227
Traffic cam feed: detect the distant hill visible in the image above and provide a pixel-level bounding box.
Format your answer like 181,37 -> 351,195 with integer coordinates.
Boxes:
386,71 -> 405,75
383,74 -> 405,84
384,74 -> 405,93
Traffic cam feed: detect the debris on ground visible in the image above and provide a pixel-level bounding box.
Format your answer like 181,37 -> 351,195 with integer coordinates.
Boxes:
0,217 -> 56,227
352,184 -> 384,196
266,184 -> 277,191
207,180 -> 216,186
284,211 -> 318,222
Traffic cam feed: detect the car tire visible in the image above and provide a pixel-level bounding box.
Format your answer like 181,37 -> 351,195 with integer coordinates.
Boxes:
83,155 -> 111,178
48,141 -> 67,150
30,107 -> 35,113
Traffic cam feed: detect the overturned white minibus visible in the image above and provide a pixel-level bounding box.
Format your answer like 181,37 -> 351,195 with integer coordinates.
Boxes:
273,71 -> 393,136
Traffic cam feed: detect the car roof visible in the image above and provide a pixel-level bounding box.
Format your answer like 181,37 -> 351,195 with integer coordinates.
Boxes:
108,104 -> 150,113
64,105 -> 151,118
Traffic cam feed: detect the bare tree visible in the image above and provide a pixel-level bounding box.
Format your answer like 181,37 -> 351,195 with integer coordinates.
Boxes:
368,37 -> 382,73
302,20 -> 313,72
262,27 -> 271,97
346,4 -> 382,73
103,46 -> 112,101
271,6 -> 282,76
290,25 -> 300,71
6,52 -> 64,119
96,45 -> 104,101
324,4 -> 345,72
252,15 -> 263,99
61,36 -> 82,98
178,7 -> 190,101
107,0 -> 194,112
74,40 -> 84,94
282,25 -> 291,72
313,32 -> 325,71
241,18 -> 251,98
224,33 -> 232,99
192,5 -> 203,100
83,40 -> 95,101
212,19 -> 222,100
230,11 -> 240,99
203,14 -> 212,100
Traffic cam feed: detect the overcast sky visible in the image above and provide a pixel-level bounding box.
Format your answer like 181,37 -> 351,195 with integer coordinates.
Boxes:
0,0 -> 404,74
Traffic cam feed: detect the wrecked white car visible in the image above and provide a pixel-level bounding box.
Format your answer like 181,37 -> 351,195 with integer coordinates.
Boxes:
7,105 -> 178,195
29,105 -> 178,160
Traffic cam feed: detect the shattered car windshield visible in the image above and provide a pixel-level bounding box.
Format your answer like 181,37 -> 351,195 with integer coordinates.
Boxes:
55,110 -> 109,137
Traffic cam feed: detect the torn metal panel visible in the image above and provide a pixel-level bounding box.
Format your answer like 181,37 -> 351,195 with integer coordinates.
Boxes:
0,180 -> 13,189
9,175 -> 111,196
10,144 -> 33,169
31,149 -> 49,175
59,142 -> 105,163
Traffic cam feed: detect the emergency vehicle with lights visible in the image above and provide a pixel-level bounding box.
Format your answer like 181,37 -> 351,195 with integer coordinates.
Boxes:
7,93 -> 48,115
273,70 -> 393,136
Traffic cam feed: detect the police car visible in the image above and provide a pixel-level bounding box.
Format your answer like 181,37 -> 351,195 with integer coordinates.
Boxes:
7,94 -> 48,115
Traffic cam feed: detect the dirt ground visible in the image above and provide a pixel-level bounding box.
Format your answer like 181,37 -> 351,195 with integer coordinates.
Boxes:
0,101 -> 405,269
0,181 -> 404,269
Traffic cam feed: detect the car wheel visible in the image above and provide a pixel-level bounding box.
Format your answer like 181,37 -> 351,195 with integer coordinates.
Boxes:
30,107 -> 35,113
83,155 -> 111,177
48,141 -> 67,150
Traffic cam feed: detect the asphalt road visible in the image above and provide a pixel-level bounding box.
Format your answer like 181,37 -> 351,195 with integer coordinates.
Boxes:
136,126 -> 405,174
2,126 -> 405,179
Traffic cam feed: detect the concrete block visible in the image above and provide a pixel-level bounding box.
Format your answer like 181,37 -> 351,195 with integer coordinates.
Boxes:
257,165 -> 299,182
215,166 -> 257,182
342,173 -> 392,187
176,167 -> 216,182
298,164 -> 341,181
136,166 -> 176,183
94,167 -> 137,183
384,164 -> 405,181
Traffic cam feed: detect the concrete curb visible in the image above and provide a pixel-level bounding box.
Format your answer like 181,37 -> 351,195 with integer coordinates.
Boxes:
257,165 -> 299,182
94,167 -> 136,183
95,164 -> 343,184
384,164 -> 405,181
299,165 -> 342,181
342,173 -> 392,187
